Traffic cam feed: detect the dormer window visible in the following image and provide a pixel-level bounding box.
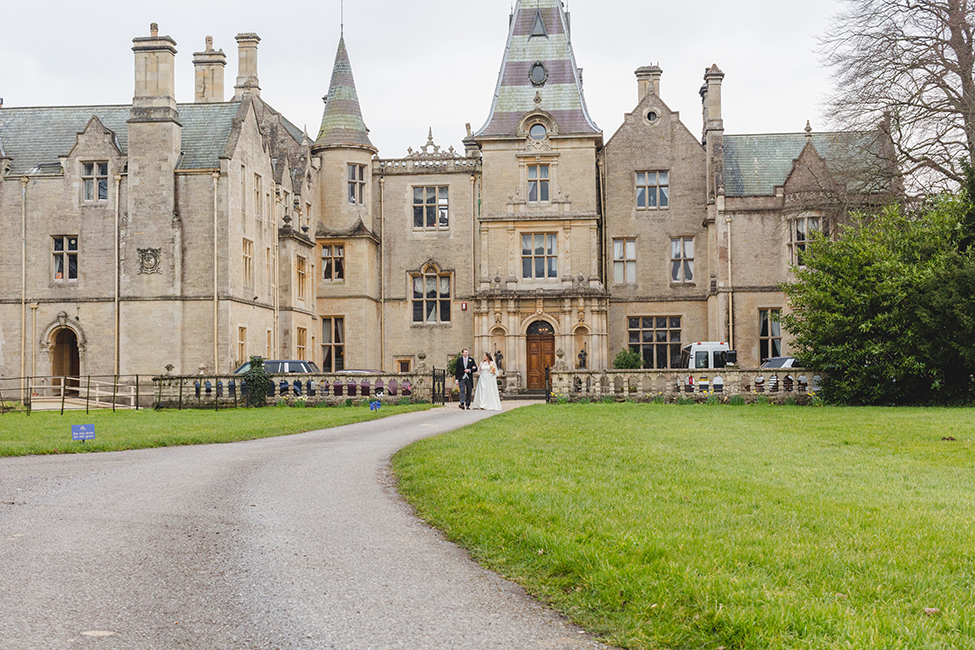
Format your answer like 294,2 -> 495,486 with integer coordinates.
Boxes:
530,10 -> 548,38
82,162 -> 108,202
529,124 -> 547,140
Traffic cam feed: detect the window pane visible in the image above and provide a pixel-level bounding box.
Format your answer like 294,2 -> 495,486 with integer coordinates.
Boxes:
772,338 -> 782,357
683,260 -> 693,281
425,300 -> 436,323
438,207 -> 448,228
323,347 -> 333,371
626,261 -> 636,283
637,187 -> 646,208
659,172 -> 668,186
642,317 -> 653,328
54,254 -> 64,278
413,187 -> 423,203
656,317 -> 667,328
659,186 -> 669,208
426,205 -> 436,228
440,276 -> 450,298
523,258 -> 532,278
684,239 -> 693,258
670,317 -> 681,329
439,187 -> 448,203
68,254 -> 78,279
334,318 -> 344,343
547,234 -> 557,255
535,236 -> 544,256
413,206 -> 424,228
626,241 -> 636,259
629,318 -> 639,329
636,172 -> 646,185
760,311 -> 769,337
670,330 -> 681,343
672,260 -> 681,281
322,320 -> 332,343
54,238 -> 64,251
334,258 -> 344,279
656,344 -> 669,368
613,240 -> 624,260
547,257 -> 557,277
358,166 -> 364,181
98,163 -> 108,176
349,166 -> 356,180
324,258 -> 333,279
413,277 -> 423,299
426,277 -> 437,299
643,330 -> 653,343
671,239 -> 680,259
334,346 -> 344,371
98,179 -> 108,200
349,183 -> 356,203
68,238 -> 78,251
413,302 -> 424,322
614,262 -> 625,284
629,331 -> 640,343
540,181 -> 549,202
528,182 -> 537,202
771,315 -> 781,337
540,166 -> 549,179
83,163 -> 94,176
440,300 -> 450,322
528,166 -> 538,180
522,235 -> 531,255
84,179 -> 94,201
426,187 -> 436,203
535,258 -> 544,278
647,188 -> 657,207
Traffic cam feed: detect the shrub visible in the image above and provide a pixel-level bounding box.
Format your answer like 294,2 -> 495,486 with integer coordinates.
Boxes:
398,397 -> 411,406
613,348 -> 643,369
729,395 -> 746,406
705,394 -> 722,405
242,356 -> 274,408
756,395 -> 771,406
601,395 -> 616,404
677,396 -> 694,406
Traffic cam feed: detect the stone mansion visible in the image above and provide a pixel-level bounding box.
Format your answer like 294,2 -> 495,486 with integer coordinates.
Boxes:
0,1 -> 895,391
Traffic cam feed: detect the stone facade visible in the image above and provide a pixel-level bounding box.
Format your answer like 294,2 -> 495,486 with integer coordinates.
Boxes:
0,6 -> 896,389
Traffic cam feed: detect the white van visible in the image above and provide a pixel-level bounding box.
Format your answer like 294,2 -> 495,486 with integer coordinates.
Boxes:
677,342 -> 736,370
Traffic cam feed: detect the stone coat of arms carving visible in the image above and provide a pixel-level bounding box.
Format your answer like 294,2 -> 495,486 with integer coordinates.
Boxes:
137,248 -> 162,275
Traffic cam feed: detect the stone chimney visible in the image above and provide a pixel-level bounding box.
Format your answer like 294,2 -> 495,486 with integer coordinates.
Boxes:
193,36 -> 226,103
131,22 -> 178,112
635,64 -> 662,102
702,64 -> 724,131
701,64 -> 725,202
233,33 -> 261,100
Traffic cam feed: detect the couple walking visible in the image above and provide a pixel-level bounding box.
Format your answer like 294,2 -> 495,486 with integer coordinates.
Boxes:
454,348 -> 502,411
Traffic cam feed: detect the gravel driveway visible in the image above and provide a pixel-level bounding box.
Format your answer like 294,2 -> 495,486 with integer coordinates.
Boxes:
0,403 -> 614,649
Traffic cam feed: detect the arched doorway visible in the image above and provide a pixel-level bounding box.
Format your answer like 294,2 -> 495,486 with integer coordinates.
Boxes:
526,320 -> 555,391
52,328 -> 80,395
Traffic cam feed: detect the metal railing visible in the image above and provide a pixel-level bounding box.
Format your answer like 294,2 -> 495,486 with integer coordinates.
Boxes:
0,375 -> 154,415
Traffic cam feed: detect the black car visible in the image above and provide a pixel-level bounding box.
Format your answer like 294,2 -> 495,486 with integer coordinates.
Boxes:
233,360 -> 320,374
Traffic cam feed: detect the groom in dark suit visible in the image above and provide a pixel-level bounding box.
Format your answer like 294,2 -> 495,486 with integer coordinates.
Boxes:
454,348 -> 475,409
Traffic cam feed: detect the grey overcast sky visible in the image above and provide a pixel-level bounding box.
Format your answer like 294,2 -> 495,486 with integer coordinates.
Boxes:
1,0 -> 843,158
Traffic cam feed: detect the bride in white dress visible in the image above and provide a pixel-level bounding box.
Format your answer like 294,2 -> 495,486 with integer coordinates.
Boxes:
470,352 -> 502,411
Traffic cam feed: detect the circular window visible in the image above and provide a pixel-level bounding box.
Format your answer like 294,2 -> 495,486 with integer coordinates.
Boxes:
646,110 -> 658,123
529,62 -> 548,86
529,124 -> 547,140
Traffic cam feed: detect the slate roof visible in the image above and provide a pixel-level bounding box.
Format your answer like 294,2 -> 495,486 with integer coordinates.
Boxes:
723,131 -> 887,197
314,36 -> 375,150
0,102 -> 242,175
476,0 -> 599,138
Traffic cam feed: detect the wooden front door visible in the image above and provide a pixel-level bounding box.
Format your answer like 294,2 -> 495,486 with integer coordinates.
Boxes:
526,321 -> 556,391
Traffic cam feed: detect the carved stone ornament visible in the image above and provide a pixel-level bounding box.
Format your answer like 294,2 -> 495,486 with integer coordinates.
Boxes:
138,248 -> 162,275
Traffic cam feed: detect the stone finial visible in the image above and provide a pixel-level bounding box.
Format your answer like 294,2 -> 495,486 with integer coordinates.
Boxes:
805,120 -> 813,138
206,35 -> 213,51
150,23 -> 158,37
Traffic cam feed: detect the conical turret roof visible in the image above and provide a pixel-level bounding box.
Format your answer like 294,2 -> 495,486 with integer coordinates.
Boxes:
315,36 -> 376,151
476,0 -> 599,138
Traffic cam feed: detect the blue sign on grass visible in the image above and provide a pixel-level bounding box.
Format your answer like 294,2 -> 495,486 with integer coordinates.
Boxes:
72,424 -> 95,441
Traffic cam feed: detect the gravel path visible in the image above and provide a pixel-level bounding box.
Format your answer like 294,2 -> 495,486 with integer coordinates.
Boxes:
0,403 -> 615,649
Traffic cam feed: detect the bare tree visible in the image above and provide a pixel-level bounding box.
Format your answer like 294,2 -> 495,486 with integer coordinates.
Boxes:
820,0 -> 975,192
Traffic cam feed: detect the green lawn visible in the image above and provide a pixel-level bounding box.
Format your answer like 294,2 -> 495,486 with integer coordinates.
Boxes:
0,403 -> 432,456
393,404 -> 975,650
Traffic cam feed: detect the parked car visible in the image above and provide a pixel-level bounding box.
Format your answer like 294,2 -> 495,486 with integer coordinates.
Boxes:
761,356 -> 798,369
233,360 -> 320,374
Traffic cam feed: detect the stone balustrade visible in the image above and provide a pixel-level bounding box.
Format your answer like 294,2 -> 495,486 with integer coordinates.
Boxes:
549,367 -> 821,402
152,372 -> 425,408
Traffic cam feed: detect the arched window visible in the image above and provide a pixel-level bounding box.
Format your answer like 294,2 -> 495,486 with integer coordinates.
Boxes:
412,265 -> 452,324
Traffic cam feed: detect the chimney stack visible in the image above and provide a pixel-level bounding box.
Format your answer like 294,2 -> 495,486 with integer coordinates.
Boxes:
234,33 -> 261,100
193,36 -> 227,103
635,64 -> 662,102
131,22 -> 178,111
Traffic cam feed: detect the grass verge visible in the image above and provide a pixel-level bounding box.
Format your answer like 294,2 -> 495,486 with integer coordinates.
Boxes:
393,403 -> 975,649
0,403 -> 432,456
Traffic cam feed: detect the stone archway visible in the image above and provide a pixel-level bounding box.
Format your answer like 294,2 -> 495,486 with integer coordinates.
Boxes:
52,328 -> 81,394
525,320 -> 555,391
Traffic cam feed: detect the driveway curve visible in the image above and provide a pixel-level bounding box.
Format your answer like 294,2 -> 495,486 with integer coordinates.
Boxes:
0,403 -> 614,649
